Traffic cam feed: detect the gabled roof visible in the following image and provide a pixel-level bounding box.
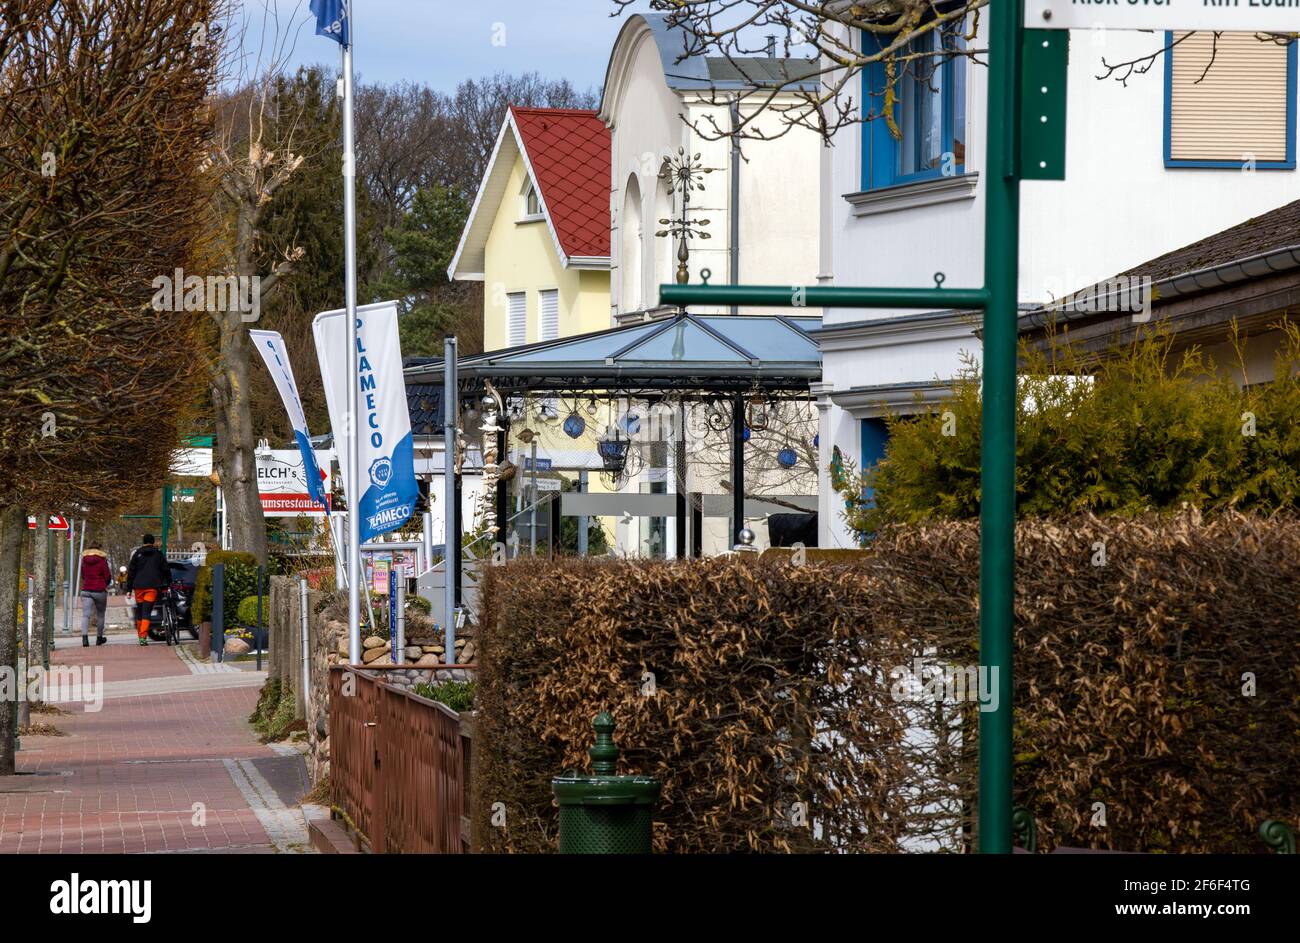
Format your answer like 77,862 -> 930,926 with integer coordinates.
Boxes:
447,107 -> 610,280
1021,198 -> 1300,332
600,12 -> 819,121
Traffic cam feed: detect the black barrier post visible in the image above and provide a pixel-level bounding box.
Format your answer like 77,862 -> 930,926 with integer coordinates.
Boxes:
212,563 -> 225,664
255,564 -> 265,671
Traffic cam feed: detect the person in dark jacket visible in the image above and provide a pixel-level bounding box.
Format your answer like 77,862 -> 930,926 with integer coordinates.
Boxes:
126,534 -> 171,646
79,540 -> 112,647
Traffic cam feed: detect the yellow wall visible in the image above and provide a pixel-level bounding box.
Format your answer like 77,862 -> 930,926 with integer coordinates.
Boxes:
482,156 -> 611,351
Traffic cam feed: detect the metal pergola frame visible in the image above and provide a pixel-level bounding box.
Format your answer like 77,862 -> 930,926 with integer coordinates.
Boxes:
404,310 -> 823,560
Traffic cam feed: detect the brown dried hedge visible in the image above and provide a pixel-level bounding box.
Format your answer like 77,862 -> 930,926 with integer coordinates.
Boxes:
472,511 -> 1300,853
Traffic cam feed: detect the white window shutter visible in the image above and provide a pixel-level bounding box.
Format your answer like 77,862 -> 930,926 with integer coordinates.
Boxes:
539,289 -> 560,341
1169,32 -> 1291,163
507,292 -> 526,346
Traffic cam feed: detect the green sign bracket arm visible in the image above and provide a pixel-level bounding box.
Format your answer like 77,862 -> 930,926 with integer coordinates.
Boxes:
659,283 -> 990,311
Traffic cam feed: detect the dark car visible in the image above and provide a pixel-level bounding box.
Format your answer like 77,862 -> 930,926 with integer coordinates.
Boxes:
146,560 -> 199,641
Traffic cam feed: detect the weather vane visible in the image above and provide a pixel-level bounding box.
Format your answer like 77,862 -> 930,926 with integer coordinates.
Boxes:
656,147 -> 713,285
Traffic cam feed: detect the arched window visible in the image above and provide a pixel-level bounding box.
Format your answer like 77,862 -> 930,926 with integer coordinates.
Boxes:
620,174 -> 643,312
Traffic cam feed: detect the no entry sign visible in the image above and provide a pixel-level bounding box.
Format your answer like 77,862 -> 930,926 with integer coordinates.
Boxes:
1025,0 -> 1300,32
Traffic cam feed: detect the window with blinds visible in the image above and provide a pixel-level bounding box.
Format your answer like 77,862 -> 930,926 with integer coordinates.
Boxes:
507,291 -> 526,346
539,289 -> 559,341
1166,31 -> 1296,169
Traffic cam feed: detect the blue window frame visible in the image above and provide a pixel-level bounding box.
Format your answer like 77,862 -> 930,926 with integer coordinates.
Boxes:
861,26 -> 967,190
1163,31 -> 1296,170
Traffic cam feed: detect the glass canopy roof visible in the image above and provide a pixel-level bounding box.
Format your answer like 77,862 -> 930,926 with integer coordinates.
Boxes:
405,312 -> 822,395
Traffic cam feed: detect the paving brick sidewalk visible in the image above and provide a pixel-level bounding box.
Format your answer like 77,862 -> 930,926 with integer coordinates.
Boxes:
1,635 -> 311,854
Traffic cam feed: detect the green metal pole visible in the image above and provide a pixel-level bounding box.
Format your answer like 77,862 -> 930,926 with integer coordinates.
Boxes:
978,0 -> 1023,854
160,484 -> 173,556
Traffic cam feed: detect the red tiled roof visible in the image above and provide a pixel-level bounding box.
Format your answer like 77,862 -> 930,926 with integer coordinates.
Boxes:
510,106 -> 610,260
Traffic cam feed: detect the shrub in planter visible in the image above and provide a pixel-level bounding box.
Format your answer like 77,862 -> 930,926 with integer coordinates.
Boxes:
236,594 -> 264,627
412,679 -> 475,713
193,550 -> 259,623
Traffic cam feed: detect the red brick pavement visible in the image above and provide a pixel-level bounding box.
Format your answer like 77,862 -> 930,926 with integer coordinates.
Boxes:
1,638 -> 283,854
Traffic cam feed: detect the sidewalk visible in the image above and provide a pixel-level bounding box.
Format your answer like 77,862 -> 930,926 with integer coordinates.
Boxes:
0,632 -> 314,854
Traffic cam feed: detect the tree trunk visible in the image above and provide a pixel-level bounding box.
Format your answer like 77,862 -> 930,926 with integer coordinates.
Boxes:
30,514 -> 48,686
212,310 -> 267,564
0,505 -> 26,774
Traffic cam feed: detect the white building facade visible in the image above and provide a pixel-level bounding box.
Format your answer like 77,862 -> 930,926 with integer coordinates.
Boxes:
816,21 -> 1300,547
599,13 -> 825,554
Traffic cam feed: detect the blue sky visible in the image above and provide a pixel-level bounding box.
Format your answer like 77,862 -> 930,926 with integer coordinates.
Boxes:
236,0 -> 654,91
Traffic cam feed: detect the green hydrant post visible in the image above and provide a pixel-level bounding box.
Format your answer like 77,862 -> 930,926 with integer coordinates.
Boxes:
552,712 -> 661,854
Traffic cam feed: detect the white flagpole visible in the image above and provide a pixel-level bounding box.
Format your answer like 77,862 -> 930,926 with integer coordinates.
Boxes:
342,3 -> 361,665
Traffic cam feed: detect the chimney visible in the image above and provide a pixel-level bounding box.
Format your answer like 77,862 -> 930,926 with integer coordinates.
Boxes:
765,34 -> 776,58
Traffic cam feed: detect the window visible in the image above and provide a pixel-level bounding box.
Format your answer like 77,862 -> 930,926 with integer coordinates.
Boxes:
862,25 -> 967,190
506,291 -> 526,346
520,180 -> 543,219
1165,31 -> 1295,169
539,288 -> 559,341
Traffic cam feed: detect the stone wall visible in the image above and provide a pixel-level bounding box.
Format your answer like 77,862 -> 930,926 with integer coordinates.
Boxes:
353,665 -> 476,693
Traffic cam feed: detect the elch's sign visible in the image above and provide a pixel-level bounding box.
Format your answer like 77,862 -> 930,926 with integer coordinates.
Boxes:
1025,0 -> 1300,32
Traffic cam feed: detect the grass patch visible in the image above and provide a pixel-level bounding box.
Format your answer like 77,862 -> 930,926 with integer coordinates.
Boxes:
301,775 -> 331,806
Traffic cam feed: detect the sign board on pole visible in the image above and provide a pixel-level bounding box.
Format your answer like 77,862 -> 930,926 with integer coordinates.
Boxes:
27,515 -> 69,531
170,448 -> 212,477
256,448 -> 334,517
1025,0 -> 1300,32
372,559 -> 390,595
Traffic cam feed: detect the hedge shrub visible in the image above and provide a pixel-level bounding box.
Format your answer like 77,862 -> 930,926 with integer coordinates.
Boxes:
474,512 -> 1300,853
836,324 -> 1300,539
193,550 -> 259,623
236,594 -> 265,627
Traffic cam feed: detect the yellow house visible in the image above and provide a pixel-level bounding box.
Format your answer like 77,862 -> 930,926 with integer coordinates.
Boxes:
448,106 -> 611,348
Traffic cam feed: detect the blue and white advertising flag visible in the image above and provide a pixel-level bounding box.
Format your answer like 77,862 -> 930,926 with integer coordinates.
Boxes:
309,0 -> 350,46
312,300 -> 418,543
250,329 -> 329,512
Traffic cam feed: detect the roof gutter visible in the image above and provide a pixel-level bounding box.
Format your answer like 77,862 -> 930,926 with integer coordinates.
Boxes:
1020,243 -> 1300,331
730,98 -> 741,316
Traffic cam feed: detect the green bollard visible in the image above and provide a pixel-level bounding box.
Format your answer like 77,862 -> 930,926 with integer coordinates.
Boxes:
552,712 -> 660,854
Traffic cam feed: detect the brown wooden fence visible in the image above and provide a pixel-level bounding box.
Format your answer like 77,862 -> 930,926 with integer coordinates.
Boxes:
328,667 -> 471,853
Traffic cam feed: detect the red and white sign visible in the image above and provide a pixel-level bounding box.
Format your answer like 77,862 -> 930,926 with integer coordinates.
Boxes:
27,515 -> 69,531
256,448 -> 334,517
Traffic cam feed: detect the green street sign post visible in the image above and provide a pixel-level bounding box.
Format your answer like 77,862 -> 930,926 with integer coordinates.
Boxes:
660,1 -> 1044,853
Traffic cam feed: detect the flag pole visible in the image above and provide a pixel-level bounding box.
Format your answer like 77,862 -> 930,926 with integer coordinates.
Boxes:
342,3 -> 361,665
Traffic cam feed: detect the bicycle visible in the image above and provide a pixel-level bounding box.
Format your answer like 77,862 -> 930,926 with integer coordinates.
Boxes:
159,585 -> 182,647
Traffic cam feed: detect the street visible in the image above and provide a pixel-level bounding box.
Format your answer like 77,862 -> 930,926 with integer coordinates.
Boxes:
1,616 -> 312,854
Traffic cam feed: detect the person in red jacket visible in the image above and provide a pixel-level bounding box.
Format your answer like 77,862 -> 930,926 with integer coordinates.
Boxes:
79,540 -> 112,647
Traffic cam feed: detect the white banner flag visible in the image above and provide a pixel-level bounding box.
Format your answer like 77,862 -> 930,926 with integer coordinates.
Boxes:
312,300 -> 418,542
250,329 -> 329,512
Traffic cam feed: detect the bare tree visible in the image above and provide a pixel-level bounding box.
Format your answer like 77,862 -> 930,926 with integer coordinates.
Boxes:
204,4 -> 312,563
611,2 -> 1293,143
611,0 -> 984,143
0,0 -> 220,774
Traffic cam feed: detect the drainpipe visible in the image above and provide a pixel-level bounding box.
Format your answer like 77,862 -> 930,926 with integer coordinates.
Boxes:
729,98 -> 741,315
